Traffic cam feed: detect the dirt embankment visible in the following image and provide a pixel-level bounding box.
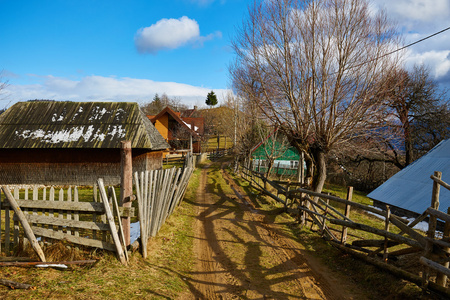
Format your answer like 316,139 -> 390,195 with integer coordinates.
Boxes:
180,164 -> 367,300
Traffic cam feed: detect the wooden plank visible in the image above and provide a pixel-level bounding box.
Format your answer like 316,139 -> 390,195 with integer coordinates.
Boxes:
58,188 -> 64,234
97,179 -> 127,265
67,187 -> 72,235
49,187 -> 55,232
110,186 -> 129,262
2,186 -> 46,262
120,140 -> 133,246
24,214 -> 110,231
147,170 -> 153,238
13,187 -> 19,248
134,171 -> 147,258
31,226 -> 115,252
2,199 -> 105,212
2,199 -> 135,217
74,187 -> 79,237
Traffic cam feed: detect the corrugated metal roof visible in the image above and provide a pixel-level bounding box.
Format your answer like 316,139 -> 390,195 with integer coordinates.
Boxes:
0,101 -> 169,150
367,139 -> 450,214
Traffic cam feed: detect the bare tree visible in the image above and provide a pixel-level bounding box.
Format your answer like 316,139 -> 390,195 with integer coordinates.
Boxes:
230,0 -> 400,194
379,65 -> 449,167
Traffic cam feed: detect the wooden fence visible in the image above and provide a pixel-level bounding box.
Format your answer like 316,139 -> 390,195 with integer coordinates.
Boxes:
239,164 -> 450,297
134,154 -> 195,258
0,181 -> 133,265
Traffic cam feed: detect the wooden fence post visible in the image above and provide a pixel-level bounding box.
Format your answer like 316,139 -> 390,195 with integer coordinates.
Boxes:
436,206 -> 450,287
383,205 -> 391,261
341,187 -> 353,244
120,140 -> 133,246
423,171 -> 441,287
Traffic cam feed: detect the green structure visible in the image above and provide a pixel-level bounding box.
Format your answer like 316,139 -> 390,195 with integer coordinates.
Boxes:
251,138 -> 302,176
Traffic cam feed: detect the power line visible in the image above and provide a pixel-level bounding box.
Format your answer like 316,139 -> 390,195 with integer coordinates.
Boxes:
344,25 -> 450,72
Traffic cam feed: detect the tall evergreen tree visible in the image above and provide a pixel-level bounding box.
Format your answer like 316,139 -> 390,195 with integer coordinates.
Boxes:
205,90 -> 218,107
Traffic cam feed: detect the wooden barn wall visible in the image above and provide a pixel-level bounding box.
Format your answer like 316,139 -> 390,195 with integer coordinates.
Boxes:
0,149 -> 163,186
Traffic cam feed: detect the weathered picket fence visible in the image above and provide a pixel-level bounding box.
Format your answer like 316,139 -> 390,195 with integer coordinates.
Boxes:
239,164 -> 450,297
134,154 -> 194,258
0,180 -> 132,265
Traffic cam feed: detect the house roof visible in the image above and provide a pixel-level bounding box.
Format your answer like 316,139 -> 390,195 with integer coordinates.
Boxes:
367,139 -> 450,214
149,106 -> 202,136
0,101 -> 169,150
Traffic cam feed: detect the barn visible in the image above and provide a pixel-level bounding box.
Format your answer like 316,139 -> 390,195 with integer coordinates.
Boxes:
368,139 -> 450,218
0,101 -> 169,185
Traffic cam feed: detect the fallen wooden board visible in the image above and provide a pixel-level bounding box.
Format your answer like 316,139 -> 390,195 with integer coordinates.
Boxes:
31,226 -> 116,251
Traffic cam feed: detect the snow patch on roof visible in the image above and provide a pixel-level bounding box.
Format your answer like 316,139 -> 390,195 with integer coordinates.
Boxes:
15,125 -> 126,144
89,106 -> 108,121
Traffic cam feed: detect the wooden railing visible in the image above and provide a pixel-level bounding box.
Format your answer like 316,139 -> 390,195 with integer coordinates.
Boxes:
239,164 -> 450,297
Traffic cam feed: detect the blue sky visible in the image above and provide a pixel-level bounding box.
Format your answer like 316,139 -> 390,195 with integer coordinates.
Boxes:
1,0 -> 449,109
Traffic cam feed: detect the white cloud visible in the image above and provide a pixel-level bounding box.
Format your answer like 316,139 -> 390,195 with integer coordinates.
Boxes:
374,0 -> 450,30
3,74 -> 228,108
134,16 -> 221,54
405,49 -> 450,79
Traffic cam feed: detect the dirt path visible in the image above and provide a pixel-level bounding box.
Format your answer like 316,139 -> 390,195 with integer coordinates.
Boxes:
181,163 -> 362,299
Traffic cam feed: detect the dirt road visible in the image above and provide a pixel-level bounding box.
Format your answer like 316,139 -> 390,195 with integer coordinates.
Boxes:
180,163 -> 363,299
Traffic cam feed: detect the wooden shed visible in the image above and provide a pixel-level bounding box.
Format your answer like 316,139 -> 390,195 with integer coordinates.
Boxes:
0,101 -> 169,185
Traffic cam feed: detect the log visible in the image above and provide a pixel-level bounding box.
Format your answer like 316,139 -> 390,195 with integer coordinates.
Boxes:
420,256 -> 450,277
430,175 -> 450,192
329,219 -> 423,249
1,186 -> 46,262
289,188 -> 385,216
352,239 -> 399,248
0,279 -> 34,290
387,246 -> 422,257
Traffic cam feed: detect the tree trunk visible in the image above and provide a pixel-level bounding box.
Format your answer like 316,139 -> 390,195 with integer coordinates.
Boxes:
312,148 -> 327,199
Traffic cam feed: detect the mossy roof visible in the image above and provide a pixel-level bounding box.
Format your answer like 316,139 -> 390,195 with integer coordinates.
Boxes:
0,101 -> 169,150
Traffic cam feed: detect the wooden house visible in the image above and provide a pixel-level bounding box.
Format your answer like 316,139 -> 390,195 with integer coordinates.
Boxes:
148,106 -> 204,153
251,129 -> 303,176
0,101 -> 169,185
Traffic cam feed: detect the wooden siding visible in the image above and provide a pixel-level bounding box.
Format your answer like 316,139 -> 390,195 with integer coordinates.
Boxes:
0,150 -> 163,185
154,113 -> 169,141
